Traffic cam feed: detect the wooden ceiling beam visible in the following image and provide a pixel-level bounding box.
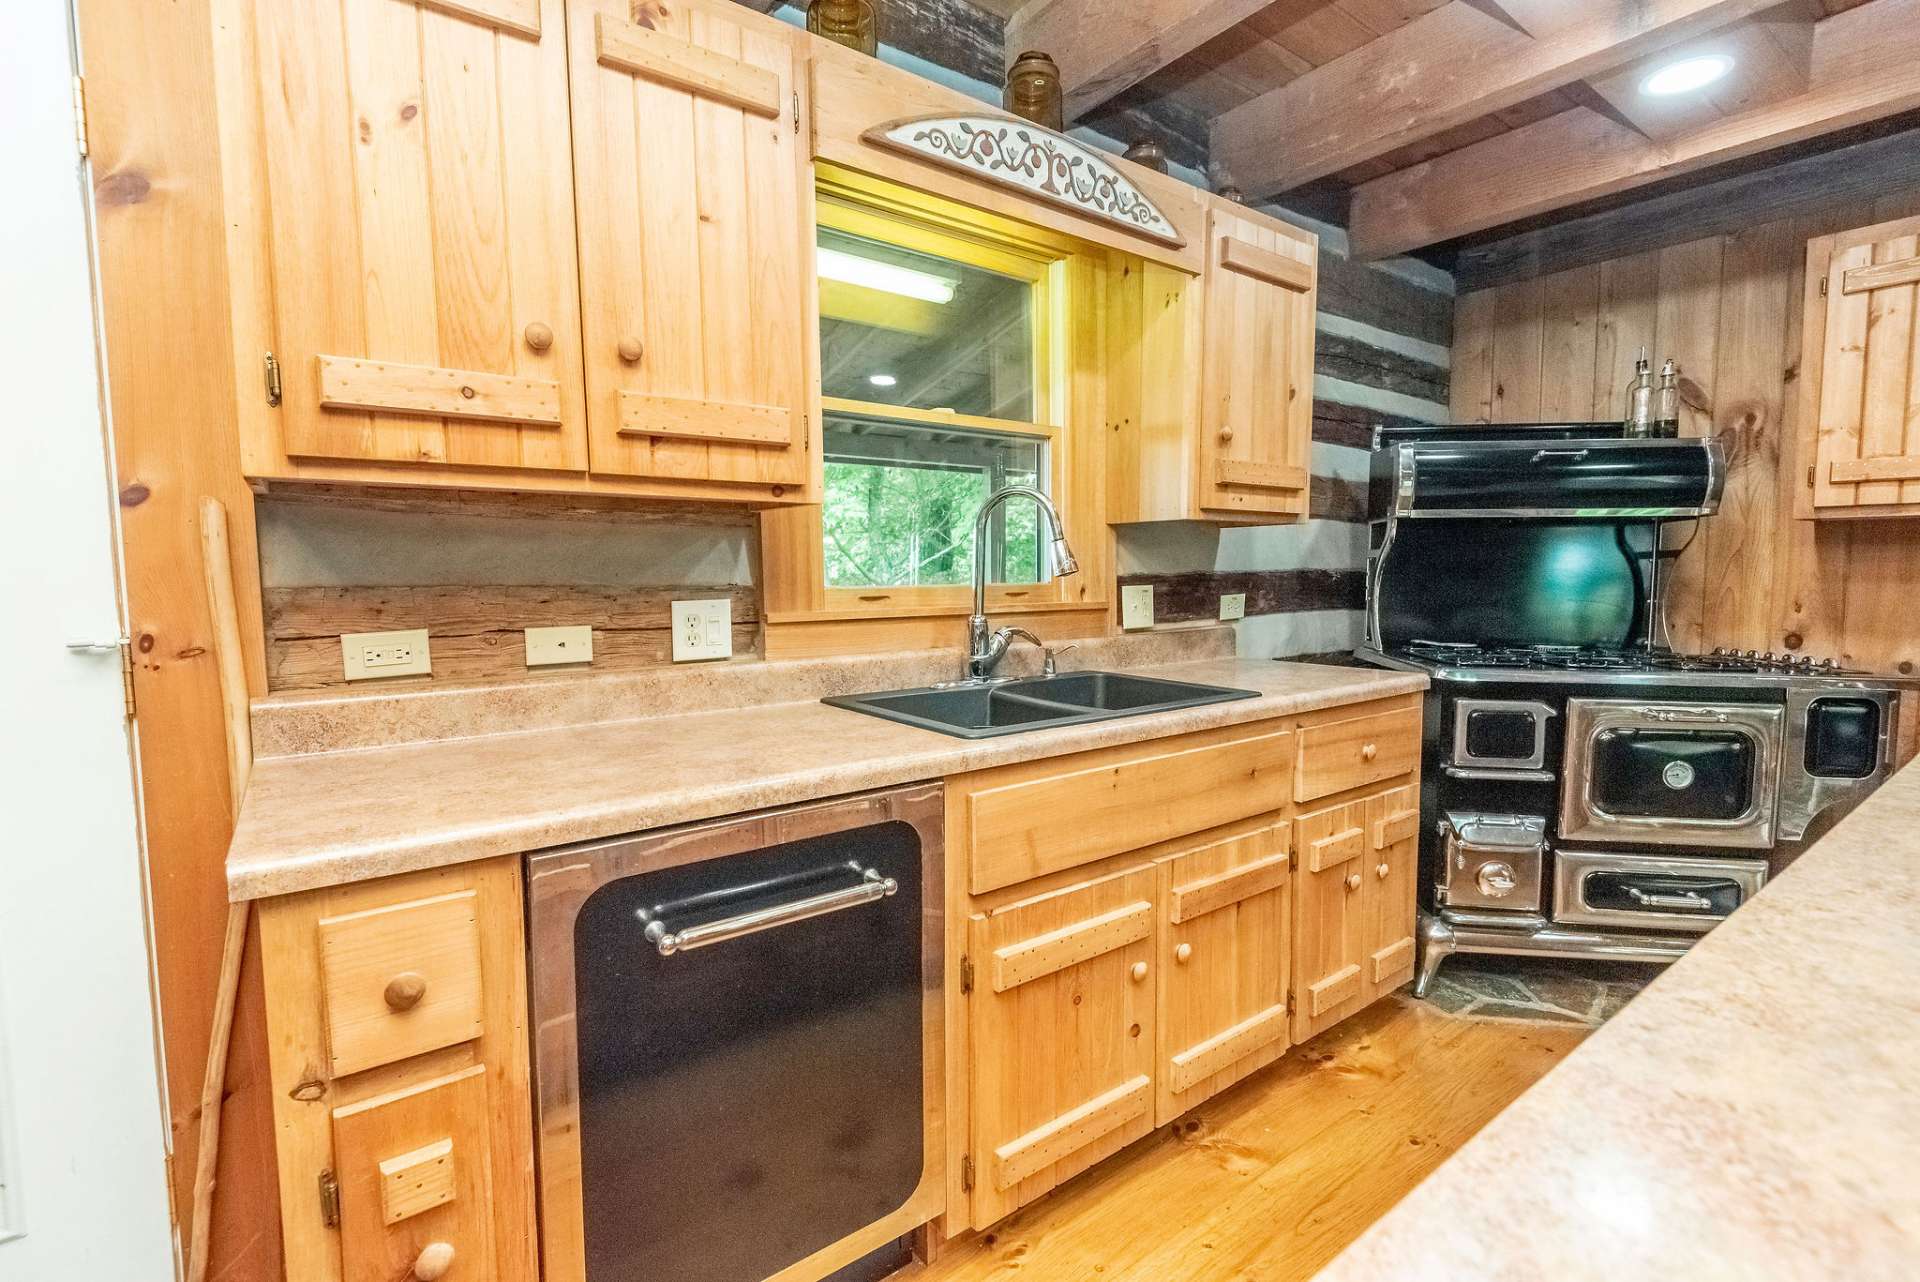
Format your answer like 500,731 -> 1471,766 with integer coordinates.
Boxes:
1347,0 -> 1920,258
1211,0 -> 1783,198
1004,0 -> 1330,120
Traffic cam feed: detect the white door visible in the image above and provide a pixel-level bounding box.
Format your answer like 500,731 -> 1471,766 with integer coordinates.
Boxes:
0,4 -> 176,1277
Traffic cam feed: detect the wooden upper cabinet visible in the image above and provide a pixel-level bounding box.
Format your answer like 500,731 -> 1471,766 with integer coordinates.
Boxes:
565,0 -> 815,491
1804,213 -> 1920,517
1199,204 -> 1317,520
247,0 -> 588,472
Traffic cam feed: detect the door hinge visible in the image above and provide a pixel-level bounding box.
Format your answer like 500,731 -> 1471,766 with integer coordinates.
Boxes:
959,954 -> 973,995
1819,276 -> 1829,297
318,1169 -> 341,1227
1285,992 -> 1296,1016
71,75 -> 88,159
119,639 -> 136,719
960,1155 -> 974,1192
264,351 -> 283,407
1807,463 -> 1816,489
793,90 -> 800,134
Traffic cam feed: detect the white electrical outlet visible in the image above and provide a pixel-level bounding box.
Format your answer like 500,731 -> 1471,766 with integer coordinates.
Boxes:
1219,592 -> 1246,622
525,625 -> 593,667
1121,584 -> 1155,631
671,598 -> 733,662
341,629 -> 431,681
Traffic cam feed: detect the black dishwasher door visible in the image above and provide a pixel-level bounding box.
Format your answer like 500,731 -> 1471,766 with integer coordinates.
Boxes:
572,820 -> 924,1282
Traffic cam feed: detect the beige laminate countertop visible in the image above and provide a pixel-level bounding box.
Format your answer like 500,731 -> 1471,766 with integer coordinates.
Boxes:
226,656 -> 1425,901
1314,758 -> 1920,1282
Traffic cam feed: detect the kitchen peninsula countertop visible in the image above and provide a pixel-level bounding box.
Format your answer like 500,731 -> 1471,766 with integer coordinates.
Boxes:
1313,756 -> 1920,1281
226,636 -> 1424,900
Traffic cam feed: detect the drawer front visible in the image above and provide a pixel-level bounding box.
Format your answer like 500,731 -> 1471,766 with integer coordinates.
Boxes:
1296,706 -> 1420,802
319,889 -> 485,1078
966,726 -> 1293,893
333,1065 -> 497,1282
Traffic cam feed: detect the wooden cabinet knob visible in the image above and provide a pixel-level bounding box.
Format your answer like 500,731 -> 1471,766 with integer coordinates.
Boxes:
1130,961 -> 1149,982
616,336 -> 644,363
1218,424 -> 1234,442
1174,942 -> 1193,964
384,972 -> 427,1012
1376,862 -> 1390,880
1345,872 -> 1362,892
412,1242 -> 456,1281
1361,742 -> 1378,762
523,321 -> 554,351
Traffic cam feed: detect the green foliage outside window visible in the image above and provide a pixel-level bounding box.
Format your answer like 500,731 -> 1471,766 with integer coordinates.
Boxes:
822,458 -> 1041,588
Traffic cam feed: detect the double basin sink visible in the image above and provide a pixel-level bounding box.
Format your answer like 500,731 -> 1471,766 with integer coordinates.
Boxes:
824,670 -> 1259,739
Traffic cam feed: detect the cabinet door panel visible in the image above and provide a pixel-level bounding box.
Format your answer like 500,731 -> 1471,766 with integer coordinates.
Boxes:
968,866 -> 1157,1228
1292,798 -> 1367,1043
1814,217 -> 1920,511
1199,205 -> 1315,519
1157,821 -> 1292,1124
1365,784 -> 1419,1001
568,0 -> 813,488
254,0 -> 586,470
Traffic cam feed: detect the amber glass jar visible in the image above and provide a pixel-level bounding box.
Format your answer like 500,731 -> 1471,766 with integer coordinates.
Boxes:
807,0 -> 876,55
1004,50 -> 1064,131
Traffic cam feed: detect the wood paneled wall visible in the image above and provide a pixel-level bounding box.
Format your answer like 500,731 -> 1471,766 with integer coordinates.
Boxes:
1450,187 -> 1920,673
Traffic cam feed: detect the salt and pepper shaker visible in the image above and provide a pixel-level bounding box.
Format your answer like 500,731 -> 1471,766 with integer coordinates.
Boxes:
1654,359 -> 1681,439
1625,347 -> 1655,438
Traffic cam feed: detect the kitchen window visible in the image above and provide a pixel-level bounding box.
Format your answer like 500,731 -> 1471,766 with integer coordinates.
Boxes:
814,190 -> 1063,596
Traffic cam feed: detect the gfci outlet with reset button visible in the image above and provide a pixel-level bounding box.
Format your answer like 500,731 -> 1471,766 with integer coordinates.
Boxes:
341,629 -> 431,681
1120,584 -> 1155,631
671,598 -> 733,662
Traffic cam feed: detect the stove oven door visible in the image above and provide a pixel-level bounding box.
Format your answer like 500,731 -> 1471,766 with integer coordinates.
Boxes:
1560,699 -> 1783,849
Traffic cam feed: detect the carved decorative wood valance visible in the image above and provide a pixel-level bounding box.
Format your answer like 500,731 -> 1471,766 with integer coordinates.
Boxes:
862,115 -> 1185,248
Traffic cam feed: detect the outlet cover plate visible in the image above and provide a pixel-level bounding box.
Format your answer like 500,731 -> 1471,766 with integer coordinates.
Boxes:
671,598 -> 734,662
1120,584 -> 1155,631
526,625 -> 593,667
1219,592 -> 1246,622
341,629 -> 431,681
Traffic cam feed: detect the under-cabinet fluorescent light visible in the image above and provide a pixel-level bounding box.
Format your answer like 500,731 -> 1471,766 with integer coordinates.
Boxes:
1640,54 -> 1734,97
817,246 -> 957,303
868,374 -> 898,387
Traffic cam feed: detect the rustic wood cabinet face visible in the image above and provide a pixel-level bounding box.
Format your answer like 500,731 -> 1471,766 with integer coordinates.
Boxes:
1291,797 -> 1370,1042
1155,821 -> 1293,1125
1808,213 -> 1920,515
247,0 -> 589,471
565,0 -> 815,489
1363,784 -> 1419,1004
1198,204 -> 1317,519
966,865 -> 1158,1228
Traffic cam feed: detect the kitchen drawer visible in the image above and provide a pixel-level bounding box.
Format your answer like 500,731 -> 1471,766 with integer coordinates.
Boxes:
959,723 -> 1293,894
332,1065 -> 497,1282
1295,705 -> 1420,802
319,889 -> 485,1078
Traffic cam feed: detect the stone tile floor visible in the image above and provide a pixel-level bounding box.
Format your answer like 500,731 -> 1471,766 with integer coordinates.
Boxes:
1422,953 -> 1669,1028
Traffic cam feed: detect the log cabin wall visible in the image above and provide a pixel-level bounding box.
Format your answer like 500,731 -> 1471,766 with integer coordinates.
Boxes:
1448,186 -> 1920,674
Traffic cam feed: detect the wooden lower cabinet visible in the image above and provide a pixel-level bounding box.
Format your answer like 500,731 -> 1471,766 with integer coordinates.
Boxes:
952,695 -> 1424,1234
258,856 -> 536,1282
1157,819 -> 1293,1124
967,865 -> 1160,1227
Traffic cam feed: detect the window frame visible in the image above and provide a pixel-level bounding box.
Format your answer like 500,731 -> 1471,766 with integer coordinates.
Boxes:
764,166 -> 1107,637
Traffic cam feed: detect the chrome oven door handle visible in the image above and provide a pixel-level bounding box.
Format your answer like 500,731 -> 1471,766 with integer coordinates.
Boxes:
643,866 -> 897,956
1529,448 -> 1590,463
1625,886 -> 1713,912
1639,707 -> 1733,723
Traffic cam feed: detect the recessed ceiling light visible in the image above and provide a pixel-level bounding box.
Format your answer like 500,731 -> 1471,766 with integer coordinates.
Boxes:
868,374 -> 898,387
817,246 -> 957,304
1640,54 -> 1734,97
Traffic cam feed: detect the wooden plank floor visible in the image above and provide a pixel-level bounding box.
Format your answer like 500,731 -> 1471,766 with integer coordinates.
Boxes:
916,993 -> 1589,1282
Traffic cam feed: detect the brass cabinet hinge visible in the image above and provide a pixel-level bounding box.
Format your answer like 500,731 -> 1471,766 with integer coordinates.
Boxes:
960,1155 -> 974,1193
318,1169 -> 341,1227
1819,276 -> 1829,297
1285,992 -> 1296,1016
959,954 -> 973,995
264,351 -> 283,407
71,75 -> 88,159
119,639 -> 135,718
792,90 -> 800,135
1807,464 -> 1816,489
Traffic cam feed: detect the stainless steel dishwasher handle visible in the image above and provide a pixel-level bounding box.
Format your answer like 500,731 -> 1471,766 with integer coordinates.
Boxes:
643,867 -> 897,956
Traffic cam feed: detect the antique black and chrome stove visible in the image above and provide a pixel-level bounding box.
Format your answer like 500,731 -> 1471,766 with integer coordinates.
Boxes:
1355,422 -> 1913,995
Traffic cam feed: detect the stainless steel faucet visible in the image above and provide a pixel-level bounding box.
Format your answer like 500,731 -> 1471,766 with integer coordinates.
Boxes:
966,485 -> 1079,680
